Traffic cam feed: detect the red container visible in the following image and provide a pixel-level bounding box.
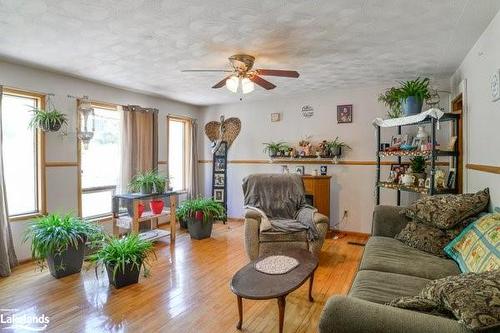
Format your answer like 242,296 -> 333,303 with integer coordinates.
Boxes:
150,199 -> 164,215
194,211 -> 204,221
137,203 -> 145,218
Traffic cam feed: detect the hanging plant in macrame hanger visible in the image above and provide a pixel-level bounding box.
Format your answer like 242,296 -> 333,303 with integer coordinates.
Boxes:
28,93 -> 68,133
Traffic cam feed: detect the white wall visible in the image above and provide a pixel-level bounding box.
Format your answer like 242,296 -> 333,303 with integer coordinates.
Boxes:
199,86 -> 451,234
1,61 -> 201,260
451,10 -> 500,209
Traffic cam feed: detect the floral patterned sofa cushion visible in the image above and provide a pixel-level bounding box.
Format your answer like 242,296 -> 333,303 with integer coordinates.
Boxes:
388,269 -> 500,331
402,188 -> 489,229
444,213 -> 500,273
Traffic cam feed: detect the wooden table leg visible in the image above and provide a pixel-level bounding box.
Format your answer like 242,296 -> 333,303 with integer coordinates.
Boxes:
309,271 -> 315,302
277,295 -> 286,333
236,295 -> 243,330
170,195 -> 177,242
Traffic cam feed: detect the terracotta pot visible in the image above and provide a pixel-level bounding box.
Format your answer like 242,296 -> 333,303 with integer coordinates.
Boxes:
150,199 -> 164,215
137,203 -> 145,218
194,211 -> 204,221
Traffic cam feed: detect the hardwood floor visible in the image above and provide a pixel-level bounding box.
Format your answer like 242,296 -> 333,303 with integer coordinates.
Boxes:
0,221 -> 368,333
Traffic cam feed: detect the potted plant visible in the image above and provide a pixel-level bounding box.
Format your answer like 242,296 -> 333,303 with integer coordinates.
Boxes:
262,142 -> 286,158
150,199 -> 164,215
129,170 -> 168,194
398,77 -> 431,116
410,156 -> 427,184
326,137 -> 351,157
378,87 -> 403,118
28,107 -> 68,132
87,234 -> 156,289
24,213 -> 102,279
176,198 -> 225,240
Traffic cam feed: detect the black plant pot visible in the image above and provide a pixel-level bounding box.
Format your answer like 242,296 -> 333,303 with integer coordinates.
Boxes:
179,218 -> 188,229
330,147 -> 342,157
105,262 -> 141,289
46,238 -> 86,279
41,122 -> 62,132
187,217 -> 213,240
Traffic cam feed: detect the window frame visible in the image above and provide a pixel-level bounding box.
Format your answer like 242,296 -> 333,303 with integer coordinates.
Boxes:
166,115 -> 191,192
77,100 -> 119,219
2,87 -> 46,221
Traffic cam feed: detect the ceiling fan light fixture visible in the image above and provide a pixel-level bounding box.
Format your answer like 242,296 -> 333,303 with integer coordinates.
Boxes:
241,77 -> 254,94
226,75 -> 239,93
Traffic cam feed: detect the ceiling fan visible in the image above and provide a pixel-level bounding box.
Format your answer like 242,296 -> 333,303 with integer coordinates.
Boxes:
182,54 -> 300,94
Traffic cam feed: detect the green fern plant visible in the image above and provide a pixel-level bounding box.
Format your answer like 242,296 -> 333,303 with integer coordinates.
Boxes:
398,77 -> 431,101
176,197 -> 225,223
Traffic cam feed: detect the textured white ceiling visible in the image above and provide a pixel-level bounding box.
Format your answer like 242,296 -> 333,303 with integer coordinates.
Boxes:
0,0 -> 499,105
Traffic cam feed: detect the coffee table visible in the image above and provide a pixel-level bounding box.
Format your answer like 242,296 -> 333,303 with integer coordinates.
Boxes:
230,249 -> 318,333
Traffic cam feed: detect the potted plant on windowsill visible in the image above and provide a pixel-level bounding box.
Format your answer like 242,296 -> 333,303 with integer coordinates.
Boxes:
24,214 -> 102,279
87,234 -> 156,289
29,107 -> 68,132
128,170 -> 168,195
176,198 -> 225,240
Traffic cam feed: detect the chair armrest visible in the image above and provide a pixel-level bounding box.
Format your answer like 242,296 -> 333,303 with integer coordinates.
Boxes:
309,212 -> 329,257
244,209 -> 262,221
372,205 -> 410,237
319,296 -> 470,333
244,211 -> 261,260
313,212 -> 329,225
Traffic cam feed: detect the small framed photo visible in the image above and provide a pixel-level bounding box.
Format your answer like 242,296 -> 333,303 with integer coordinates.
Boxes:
215,157 -> 225,171
337,104 -> 353,123
320,165 -> 327,175
214,173 -> 225,186
390,163 -> 409,183
214,189 -> 224,202
441,136 -> 458,152
295,166 -> 305,175
447,169 -> 456,189
411,137 -> 423,149
390,135 -> 403,147
271,112 -> 281,122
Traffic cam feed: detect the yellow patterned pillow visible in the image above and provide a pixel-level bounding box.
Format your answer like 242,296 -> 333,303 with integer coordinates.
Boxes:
444,213 -> 500,273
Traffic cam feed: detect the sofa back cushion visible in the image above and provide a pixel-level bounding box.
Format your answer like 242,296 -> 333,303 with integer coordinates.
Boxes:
402,188 -> 489,229
444,213 -> 500,273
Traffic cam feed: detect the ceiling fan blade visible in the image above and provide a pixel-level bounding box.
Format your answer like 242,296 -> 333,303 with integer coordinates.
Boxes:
256,69 -> 300,78
212,76 -> 231,89
182,69 -> 233,73
250,75 -> 276,90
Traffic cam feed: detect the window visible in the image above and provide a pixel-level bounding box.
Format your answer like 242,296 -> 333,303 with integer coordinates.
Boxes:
1,89 -> 43,217
168,117 -> 189,191
80,104 -> 121,218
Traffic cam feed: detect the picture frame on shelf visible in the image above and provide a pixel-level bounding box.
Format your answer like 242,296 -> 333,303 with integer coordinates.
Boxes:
320,165 -> 327,175
295,166 -> 305,175
390,163 -> 409,183
214,173 -> 225,186
447,168 -> 456,189
440,136 -> 458,152
337,104 -> 353,123
411,137 -> 423,149
214,189 -> 224,202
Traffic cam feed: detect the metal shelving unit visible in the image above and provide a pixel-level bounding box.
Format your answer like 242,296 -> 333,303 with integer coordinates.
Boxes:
375,112 -> 460,205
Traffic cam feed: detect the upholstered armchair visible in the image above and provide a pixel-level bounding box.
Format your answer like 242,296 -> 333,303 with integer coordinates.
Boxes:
242,174 -> 329,260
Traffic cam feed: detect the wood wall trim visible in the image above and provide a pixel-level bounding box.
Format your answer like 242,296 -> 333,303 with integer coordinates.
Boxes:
45,161 -> 79,167
158,160 -> 167,165
466,164 -> 500,175
198,159 -> 450,166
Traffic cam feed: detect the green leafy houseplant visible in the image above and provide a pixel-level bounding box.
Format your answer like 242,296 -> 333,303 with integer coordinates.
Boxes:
326,137 -> 351,157
86,234 -> 156,288
378,87 -> 403,118
398,77 -> 431,101
262,142 -> 287,157
177,198 -> 225,239
129,170 -> 168,194
410,156 -> 427,174
28,107 -> 68,132
24,213 -> 102,278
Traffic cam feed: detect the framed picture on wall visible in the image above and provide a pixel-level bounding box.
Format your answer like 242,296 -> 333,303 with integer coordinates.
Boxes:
295,166 -> 305,175
214,173 -> 225,186
215,157 -> 225,171
214,189 -> 224,202
337,104 -> 353,123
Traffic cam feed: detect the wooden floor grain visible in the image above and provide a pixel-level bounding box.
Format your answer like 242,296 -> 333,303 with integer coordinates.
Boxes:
0,221 -> 368,333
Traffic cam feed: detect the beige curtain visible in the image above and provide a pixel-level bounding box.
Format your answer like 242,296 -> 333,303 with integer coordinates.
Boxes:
187,119 -> 199,199
0,86 -> 18,276
120,105 -> 158,192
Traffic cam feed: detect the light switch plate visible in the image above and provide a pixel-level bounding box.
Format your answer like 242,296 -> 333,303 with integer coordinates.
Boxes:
491,70 -> 500,102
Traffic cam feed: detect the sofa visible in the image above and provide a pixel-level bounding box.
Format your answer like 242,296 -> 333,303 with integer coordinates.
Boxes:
318,205 -> 491,333
242,173 -> 329,260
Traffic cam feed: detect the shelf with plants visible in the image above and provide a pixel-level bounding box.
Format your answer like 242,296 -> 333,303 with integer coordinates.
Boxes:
375,78 -> 461,205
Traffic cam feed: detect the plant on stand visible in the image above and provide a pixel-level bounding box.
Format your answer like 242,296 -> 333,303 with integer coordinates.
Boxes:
262,142 -> 287,158
398,77 -> 431,116
378,87 -> 403,118
129,170 -> 168,194
87,234 -> 156,289
24,214 -> 102,279
410,156 -> 427,185
176,198 -> 225,239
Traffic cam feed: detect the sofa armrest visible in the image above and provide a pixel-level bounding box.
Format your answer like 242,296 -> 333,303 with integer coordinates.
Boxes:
309,212 -> 328,257
372,205 -> 410,237
319,296 -> 470,333
244,210 -> 261,260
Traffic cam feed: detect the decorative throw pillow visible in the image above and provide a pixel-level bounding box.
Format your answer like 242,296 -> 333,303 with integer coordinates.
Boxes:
389,270 -> 500,331
444,213 -> 500,273
395,216 -> 479,257
402,188 -> 489,229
